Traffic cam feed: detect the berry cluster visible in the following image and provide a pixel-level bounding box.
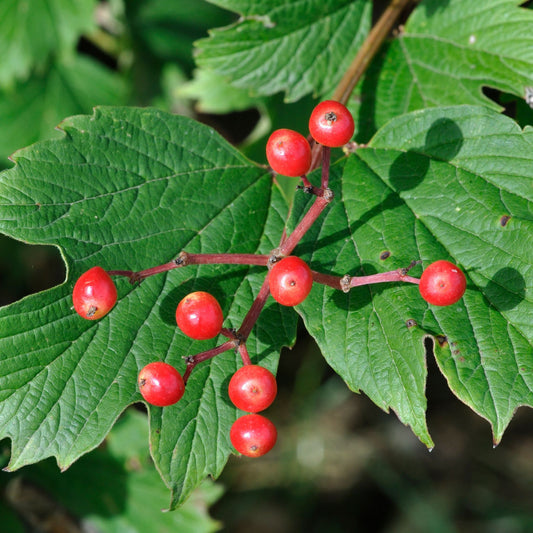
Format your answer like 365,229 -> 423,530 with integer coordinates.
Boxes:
72,100 -> 467,459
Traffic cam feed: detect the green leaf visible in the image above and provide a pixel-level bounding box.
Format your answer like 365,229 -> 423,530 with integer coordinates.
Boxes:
354,0 -> 533,133
179,68 -> 262,114
293,105 -> 533,446
0,0 -> 97,87
0,409 -> 223,532
0,107 -> 296,507
126,0 -> 235,69
196,0 -> 372,102
0,56 -> 128,165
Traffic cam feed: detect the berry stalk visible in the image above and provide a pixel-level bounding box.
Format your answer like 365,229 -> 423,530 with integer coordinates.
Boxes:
312,267 -> 421,292
108,252 -> 269,283
277,194 -> 333,258
182,340 -> 236,384
238,277 -> 271,340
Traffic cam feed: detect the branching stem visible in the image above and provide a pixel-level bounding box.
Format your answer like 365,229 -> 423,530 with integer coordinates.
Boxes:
108,0 -> 415,385
182,340 -> 236,384
312,268 -> 420,292
108,253 -> 269,283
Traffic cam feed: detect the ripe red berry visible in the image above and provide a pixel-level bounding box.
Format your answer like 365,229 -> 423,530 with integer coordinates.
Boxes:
266,128 -> 312,177
72,266 -> 117,320
228,365 -> 277,413
268,256 -> 313,306
230,414 -> 277,458
309,100 -> 355,147
419,260 -> 466,306
138,362 -> 185,407
176,291 -> 224,340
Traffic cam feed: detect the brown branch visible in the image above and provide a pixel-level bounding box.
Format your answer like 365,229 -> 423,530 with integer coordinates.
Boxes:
333,0 -> 412,105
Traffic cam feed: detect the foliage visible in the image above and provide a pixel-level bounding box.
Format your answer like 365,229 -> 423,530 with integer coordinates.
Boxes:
0,409 -> 223,532
0,0 -> 532,514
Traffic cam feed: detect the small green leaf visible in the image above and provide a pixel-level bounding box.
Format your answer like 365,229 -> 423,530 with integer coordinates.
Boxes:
196,0 -> 372,102
0,0 -> 97,87
179,68 -> 262,114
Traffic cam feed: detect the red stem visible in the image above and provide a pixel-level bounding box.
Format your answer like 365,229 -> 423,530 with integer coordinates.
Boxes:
182,340 -> 236,384
321,147 -> 331,189
238,277 -> 271,340
312,268 -> 421,291
238,344 -> 252,366
278,195 -> 332,257
108,253 -> 269,282
186,253 -> 268,266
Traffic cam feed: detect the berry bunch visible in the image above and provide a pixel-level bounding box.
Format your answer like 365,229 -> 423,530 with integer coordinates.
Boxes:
72,100 -> 467,459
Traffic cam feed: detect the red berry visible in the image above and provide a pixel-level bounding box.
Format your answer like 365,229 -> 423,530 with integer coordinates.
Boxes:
176,291 -> 224,340
230,414 -> 277,458
309,100 -> 354,147
72,266 -> 117,320
419,260 -> 466,306
266,128 -> 311,177
138,362 -> 185,407
228,365 -> 277,413
268,256 -> 313,306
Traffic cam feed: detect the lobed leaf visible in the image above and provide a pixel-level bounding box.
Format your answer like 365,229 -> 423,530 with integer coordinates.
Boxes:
353,0 -> 533,136
0,107 -> 296,507
196,0 -> 372,102
293,105 -> 533,445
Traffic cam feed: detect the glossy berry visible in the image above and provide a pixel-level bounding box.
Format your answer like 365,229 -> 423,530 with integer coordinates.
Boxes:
176,291 -> 224,340
309,100 -> 355,147
266,128 -> 312,177
72,266 -> 117,320
228,365 -> 277,413
268,256 -> 313,306
419,260 -> 466,306
230,414 -> 277,458
138,362 -> 185,407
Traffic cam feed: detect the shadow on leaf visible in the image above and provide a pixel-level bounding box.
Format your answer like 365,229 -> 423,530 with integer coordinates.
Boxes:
484,267 -> 526,311
389,117 -> 463,191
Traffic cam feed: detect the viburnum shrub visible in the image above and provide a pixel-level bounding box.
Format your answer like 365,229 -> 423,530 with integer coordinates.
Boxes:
0,0 -> 532,513
68,107 -> 466,458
